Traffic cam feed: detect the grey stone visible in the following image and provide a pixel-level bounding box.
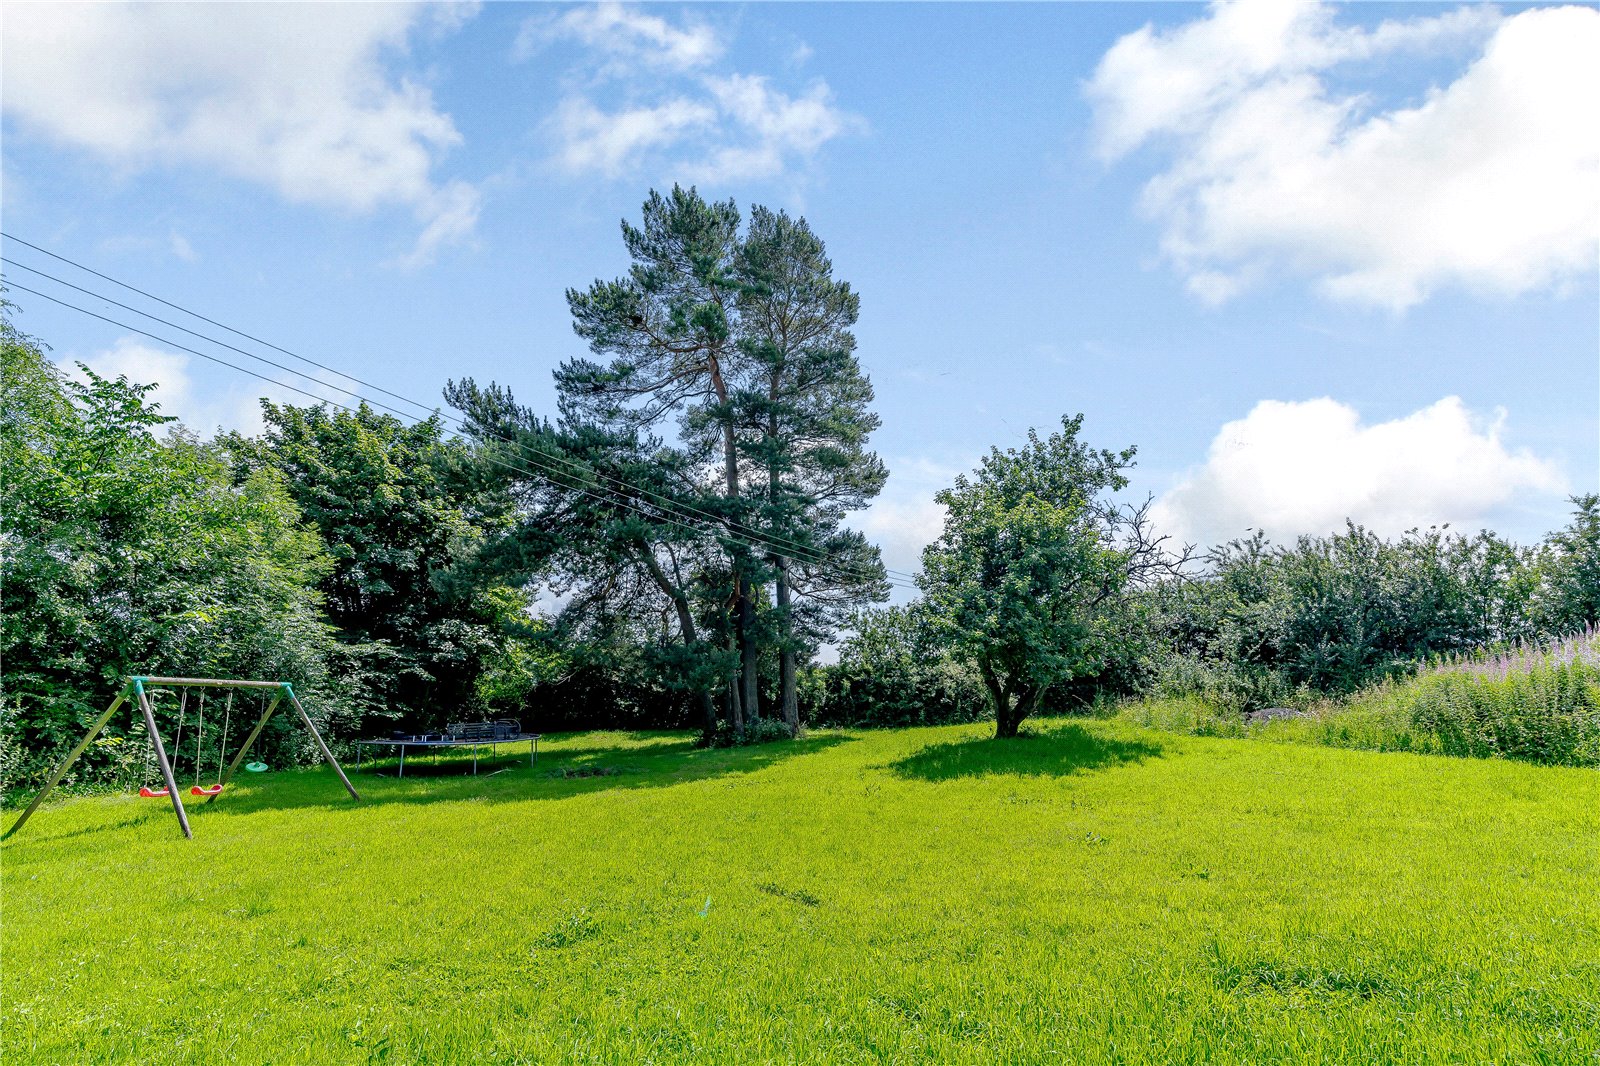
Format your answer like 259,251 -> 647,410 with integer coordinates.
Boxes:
1247,706 -> 1305,724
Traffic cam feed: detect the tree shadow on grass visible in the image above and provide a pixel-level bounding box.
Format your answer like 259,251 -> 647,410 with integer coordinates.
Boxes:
192,731 -> 854,819
4,732 -> 861,847
888,722 -> 1163,782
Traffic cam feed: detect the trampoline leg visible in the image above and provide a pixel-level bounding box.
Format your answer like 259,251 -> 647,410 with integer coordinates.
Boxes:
398,745 -> 405,778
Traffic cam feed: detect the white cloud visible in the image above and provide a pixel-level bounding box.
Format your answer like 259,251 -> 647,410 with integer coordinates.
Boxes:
688,75 -> 860,183
550,97 -> 718,178
2,3 -> 480,267
59,337 -> 353,437
847,456 -> 971,588
1087,2 -> 1600,310
168,232 -> 198,263
533,5 -> 857,185
554,76 -> 859,185
520,1 -> 722,71
1152,397 -> 1568,548
64,339 -> 196,418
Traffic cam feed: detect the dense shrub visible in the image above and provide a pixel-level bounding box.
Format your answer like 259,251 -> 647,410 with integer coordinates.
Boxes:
799,605 -> 989,728
1369,632 -> 1600,765
1119,629 -> 1600,767
1142,519 -> 1589,706
2,325 -> 344,794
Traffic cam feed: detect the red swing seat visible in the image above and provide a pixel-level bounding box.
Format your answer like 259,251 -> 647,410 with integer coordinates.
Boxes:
139,784 -> 224,797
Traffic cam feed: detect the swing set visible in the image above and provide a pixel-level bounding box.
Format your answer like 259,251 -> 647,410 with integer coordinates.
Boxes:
3,676 -> 360,841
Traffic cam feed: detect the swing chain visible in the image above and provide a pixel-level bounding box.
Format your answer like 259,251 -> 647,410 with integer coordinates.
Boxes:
193,690 -> 208,788
215,691 -> 233,785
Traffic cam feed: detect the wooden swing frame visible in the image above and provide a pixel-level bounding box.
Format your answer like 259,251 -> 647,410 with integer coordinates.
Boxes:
3,676 -> 361,841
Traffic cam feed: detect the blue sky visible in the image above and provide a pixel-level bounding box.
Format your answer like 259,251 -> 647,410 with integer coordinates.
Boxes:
4,1 -> 1596,589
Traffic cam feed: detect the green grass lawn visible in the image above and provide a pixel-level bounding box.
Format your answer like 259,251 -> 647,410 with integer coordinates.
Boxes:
3,720 -> 1597,1064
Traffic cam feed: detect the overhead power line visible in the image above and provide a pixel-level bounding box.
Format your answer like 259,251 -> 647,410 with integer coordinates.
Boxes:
4,277 -> 919,592
2,256 -> 922,590
0,241 -> 924,583
2,232 -> 434,417
2,269 -> 917,589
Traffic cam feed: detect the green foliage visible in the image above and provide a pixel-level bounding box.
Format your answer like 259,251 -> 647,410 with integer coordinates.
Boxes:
460,187 -> 887,740
1115,696 -> 1248,739
802,603 -> 988,727
1532,493 -> 1600,633
4,722 -> 1597,1063
239,401 -> 516,730
1148,522 -> 1545,706
1343,632 -> 1600,765
920,415 -> 1175,736
2,315 -> 338,791
736,204 -> 889,730
1121,629 -> 1600,766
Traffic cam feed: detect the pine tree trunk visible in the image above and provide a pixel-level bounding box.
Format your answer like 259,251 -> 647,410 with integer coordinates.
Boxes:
714,377 -> 760,735
728,632 -> 745,738
776,565 -> 798,734
697,691 -> 718,740
739,577 -> 761,725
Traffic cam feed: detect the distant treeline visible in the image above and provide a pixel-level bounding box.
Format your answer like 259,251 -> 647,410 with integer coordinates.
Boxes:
5,189 -> 1597,790
813,506 -> 1599,731
4,187 -> 896,790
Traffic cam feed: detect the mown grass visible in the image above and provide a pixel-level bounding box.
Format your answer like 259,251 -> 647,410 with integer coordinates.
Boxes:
3,721 -> 1597,1064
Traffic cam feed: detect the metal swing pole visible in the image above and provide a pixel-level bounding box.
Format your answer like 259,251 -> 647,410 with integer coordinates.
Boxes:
283,685 -> 361,801
133,678 -> 193,840
208,691 -> 282,802
3,685 -> 130,840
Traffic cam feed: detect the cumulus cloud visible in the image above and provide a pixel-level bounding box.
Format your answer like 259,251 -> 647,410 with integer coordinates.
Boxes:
2,3 -> 480,267
847,456 -> 971,588
531,5 -> 859,184
1087,2 -> 1600,309
685,75 -> 860,183
1151,397 -> 1567,548
59,337 -> 353,437
550,97 -> 718,178
519,1 -> 722,71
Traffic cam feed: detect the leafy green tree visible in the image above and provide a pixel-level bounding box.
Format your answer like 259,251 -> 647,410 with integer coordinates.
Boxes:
735,205 -> 889,732
1535,494 -> 1600,633
2,309 -> 336,788
803,603 -> 986,728
920,416 -> 1186,737
236,401 -> 513,729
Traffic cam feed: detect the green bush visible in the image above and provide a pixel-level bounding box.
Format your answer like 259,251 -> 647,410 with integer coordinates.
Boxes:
1385,656 -> 1599,765
1121,629 -> 1600,767
1114,696 -> 1245,738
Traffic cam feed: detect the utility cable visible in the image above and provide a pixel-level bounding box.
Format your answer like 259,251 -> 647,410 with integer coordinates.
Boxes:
1,243 -> 923,583
4,277 -> 920,591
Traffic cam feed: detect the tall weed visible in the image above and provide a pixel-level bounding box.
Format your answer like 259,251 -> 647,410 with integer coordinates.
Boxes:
1124,628 -> 1600,767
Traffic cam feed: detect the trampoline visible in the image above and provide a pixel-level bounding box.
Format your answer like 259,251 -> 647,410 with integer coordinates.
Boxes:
355,720 -> 540,777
